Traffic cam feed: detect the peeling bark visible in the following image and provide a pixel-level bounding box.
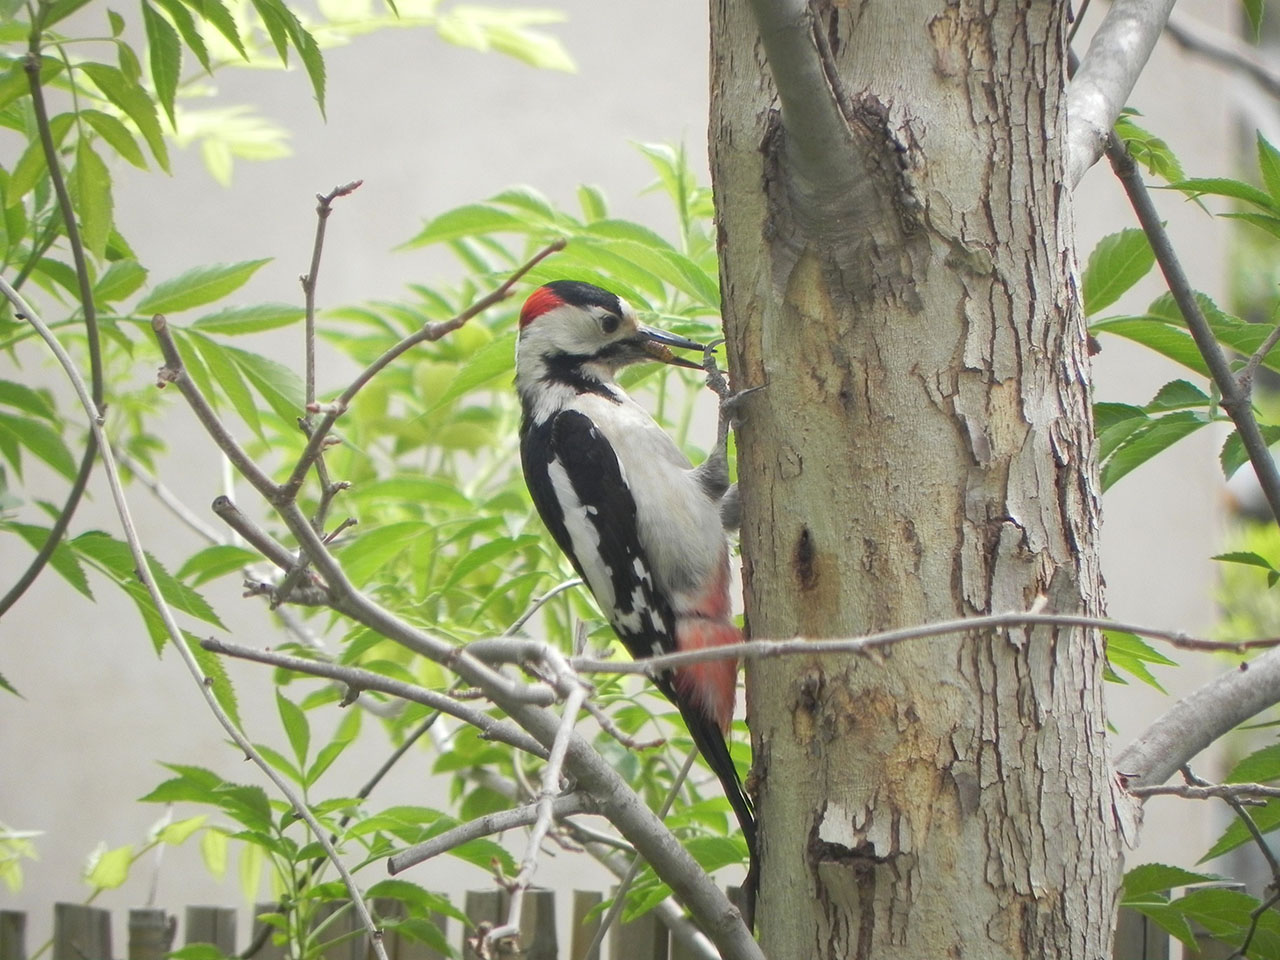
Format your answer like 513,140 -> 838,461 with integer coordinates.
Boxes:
709,1 -> 1118,957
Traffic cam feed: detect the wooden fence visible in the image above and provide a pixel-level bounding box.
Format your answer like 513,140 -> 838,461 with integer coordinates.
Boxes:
0,897 -> 1244,960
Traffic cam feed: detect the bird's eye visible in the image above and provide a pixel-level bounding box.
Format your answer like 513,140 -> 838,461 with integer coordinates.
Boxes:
600,314 -> 620,334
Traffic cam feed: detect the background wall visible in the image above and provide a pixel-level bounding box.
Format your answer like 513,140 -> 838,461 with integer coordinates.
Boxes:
0,0 -> 1253,951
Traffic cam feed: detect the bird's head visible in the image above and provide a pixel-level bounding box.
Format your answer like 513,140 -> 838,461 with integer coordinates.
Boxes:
515,280 -> 704,399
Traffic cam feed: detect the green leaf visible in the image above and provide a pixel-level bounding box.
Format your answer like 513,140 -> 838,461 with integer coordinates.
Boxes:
1145,379 -> 1208,412
404,203 -> 530,247
1202,798 -> 1280,860
8,112 -> 74,208
79,62 -> 169,171
1226,743 -> 1280,784
1122,863 -> 1222,901
248,0 -> 325,114
81,109 -> 147,169
1101,411 -> 1208,490
1080,229 -> 1155,316
276,691 -> 310,767
191,635 -> 240,728
337,521 -> 430,584
185,331 -> 263,438
156,814 -> 207,845
440,535 -> 540,591
578,184 -> 607,222
150,0 -> 212,73
1104,630 -> 1176,693
3,521 -> 93,599
1224,210 -> 1280,241
142,1 -> 182,125
70,530 -> 225,630
1259,132 -> 1280,204
200,827 -> 228,880
177,0 -> 247,60
1114,112 -> 1184,183
222,344 -> 304,424
73,138 -> 113,260
190,303 -> 305,335
426,331 -> 516,412
94,259 -> 148,303
43,0 -> 96,27
176,544 -> 258,585
1212,551 -> 1278,574
1169,176 -> 1278,213
1219,425 -> 1280,480
1090,317 -> 1210,377
0,380 -> 58,420
1244,0 -> 1264,37
137,259 -> 271,314
84,843 -> 133,889
0,412 -> 77,479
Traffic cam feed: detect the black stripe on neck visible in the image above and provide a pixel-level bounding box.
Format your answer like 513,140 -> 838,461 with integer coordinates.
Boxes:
540,353 -> 621,403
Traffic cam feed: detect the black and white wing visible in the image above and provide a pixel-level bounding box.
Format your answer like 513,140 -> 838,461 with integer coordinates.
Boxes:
520,408 -> 677,661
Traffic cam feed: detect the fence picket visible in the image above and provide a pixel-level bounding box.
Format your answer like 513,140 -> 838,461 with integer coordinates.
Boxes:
0,910 -> 26,960
53,904 -> 110,960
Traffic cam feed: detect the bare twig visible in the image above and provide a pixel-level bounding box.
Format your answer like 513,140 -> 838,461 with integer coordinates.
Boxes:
201,638 -> 551,754
1130,781 -> 1280,803
14,289 -> 390,960
153,316 -> 281,500
560,610 -> 1273,678
278,238 -> 567,503
388,792 -> 596,875
1107,134 -> 1280,526
501,578 -> 583,637
1163,9 -> 1280,100
487,682 -> 587,950
0,49 -> 107,619
1238,320 -> 1280,397
302,181 -> 363,411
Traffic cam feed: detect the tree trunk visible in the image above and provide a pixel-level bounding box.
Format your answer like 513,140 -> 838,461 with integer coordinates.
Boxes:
708,2 -> 1119,957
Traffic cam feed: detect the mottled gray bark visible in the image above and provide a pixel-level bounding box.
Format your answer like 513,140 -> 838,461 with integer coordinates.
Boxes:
708,1 -> 1119,957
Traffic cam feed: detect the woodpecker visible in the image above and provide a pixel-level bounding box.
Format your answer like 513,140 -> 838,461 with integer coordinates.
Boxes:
515,280 -> 756,915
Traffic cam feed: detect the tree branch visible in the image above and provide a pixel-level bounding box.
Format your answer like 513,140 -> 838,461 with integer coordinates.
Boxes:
387,792 -> 596,875
1106,134 -> 1280,525
1066,0 -> 1178,187
1163,9 -> 1280,101
1115,646 -> 1280,788
201,637 -> 550,757
741,0 -> 853,181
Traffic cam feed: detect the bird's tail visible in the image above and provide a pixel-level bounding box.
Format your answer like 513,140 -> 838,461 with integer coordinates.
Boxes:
667,618 -> 758,928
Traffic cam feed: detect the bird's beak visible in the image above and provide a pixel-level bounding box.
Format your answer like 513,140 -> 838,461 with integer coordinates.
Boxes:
638,325 -> 705,370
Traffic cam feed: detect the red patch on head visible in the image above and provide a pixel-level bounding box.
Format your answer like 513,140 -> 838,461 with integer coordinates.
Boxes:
519,286 -> 564,328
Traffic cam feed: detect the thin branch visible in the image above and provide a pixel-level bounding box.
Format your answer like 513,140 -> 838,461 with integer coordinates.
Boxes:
152,315 -> 281,500
1163,9 -> 1280,101
487,684 -> 587,950
301,181 -> 363,411
1183,767 -> 1280,876
278,238 -> 566,503
211,496 -> 299,572
387,792 -> 596,875
1066,0 -> 1178,187
14,291 -> 390,960
0,49 -> 107,618
1107,135 -> 1280,525
201,638 -> 550,756
501,578 -> 583,637
1130,782 -> 1280,803
560,610 -> 1274,678
1238,319 -> 1280,397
